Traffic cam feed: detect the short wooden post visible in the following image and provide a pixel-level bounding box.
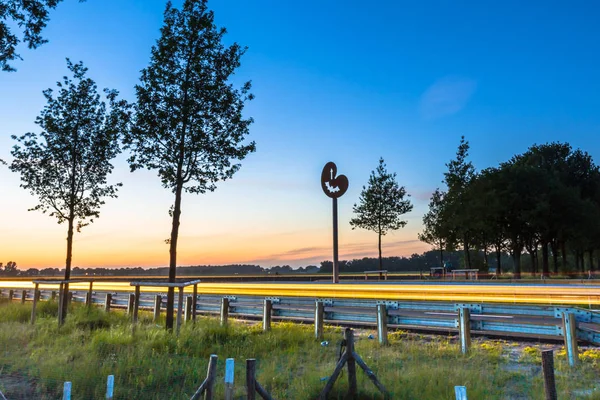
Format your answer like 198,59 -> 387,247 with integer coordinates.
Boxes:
63,381 -> 72,400
51,290 -> 56,300
190,354 -> 218,400
345,328 -> 357,397
176,287 -> 184,335
184,296 -> 192,322
562,312 -> 579,366
542,350 -> 557,400
315,301 -> 324,340
35,289 -> 41,301
127,293 -> 135,315
377,304 -> 388,345
21,289 -> 27,304
455,386 -> 467,400
106,375 -> 115,400
104,293 -> 112,312
31,283 -> 40,325
133,286 -> 140,324
225,358 -> 235,400
246,358 -> 256,400
220,297 -> 229,326
153,294 -> 161,321
263,300 -> 272,332
86,281 -> 93,307
192,284 -> 198,322
8,289 -> 14,301
67,291 -> 73,306
459,307 -> 471,354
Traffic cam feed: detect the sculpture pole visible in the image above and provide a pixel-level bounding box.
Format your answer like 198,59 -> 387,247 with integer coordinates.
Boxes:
321,162 -> 348,284
332,197 -> 339,283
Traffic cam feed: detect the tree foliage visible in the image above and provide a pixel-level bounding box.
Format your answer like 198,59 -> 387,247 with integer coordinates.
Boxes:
124,0 -> 255,330
350,158 -> 413,271
0,0 -> 84,71
10,59 -> 128,315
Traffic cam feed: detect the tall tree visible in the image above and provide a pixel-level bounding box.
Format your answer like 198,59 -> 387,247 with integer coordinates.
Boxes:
418,188 -> 449,267
0,0 -> 84,71
350,158 -> 413,274
443,136 -> 476,268
124,0 -> 255,330
10,59 -> 129,315
10,59 -> 128,319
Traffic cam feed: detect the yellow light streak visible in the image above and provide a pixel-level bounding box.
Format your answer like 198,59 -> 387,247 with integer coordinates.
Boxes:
1,281 -> 599,305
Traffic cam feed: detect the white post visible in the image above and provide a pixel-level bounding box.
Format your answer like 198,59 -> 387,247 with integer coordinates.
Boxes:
225,358 -> 235,400
63,382 -> 72,400
106,375 -> 114,399
455,386 -> 467,400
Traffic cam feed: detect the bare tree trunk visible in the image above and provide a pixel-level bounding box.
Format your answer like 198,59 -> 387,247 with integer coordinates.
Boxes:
580,252 -> 585,273
530,251 -> 536,275
513,248 -> 521,279
561,241 -> 567,271
464,236 -> 471,269
378,232 -> 383,279
61,216 -> 75,320
551,241 -> 558,274
496,248 -> 502,275
166,180 -> 184,330
542,241 -> 550,277
589,250 -> 595,272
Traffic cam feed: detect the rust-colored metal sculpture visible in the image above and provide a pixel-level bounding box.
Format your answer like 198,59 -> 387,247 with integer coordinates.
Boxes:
321,162 -> 348,283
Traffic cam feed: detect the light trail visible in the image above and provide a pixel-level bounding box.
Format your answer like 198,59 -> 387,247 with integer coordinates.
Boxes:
1,280 -> 599,305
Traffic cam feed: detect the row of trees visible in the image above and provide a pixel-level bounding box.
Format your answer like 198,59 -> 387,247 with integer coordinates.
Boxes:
420,137 -> 600,278
7,0 -> 254,329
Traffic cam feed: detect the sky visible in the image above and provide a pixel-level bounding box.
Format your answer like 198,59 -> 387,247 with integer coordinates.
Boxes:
1,0 -> 600,270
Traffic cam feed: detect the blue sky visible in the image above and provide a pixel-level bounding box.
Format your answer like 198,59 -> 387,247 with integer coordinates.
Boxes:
1,0 -> 599,269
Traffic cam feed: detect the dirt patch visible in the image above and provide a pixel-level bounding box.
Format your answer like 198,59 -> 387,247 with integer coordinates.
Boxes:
0,372 -> 39,400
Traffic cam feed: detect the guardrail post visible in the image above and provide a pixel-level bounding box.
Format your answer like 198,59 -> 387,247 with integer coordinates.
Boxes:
31,283 -> 40,325
377,304 -> 388,345
220,297 -> 229,326
562,311 -> 579,366
106,375 -> 115,400
21,289 -> 27,304
57,283 -> 65,326
133,286 -> 140,324
459,307 -> 471,354
51,290 -> 56,300
315,301 -> 324,340
192,284 -> 198,322
153,295 -> 161,321
127,293 -> 135,315
263,299 -> 272,332
176,287 -> 184,335
104,293 -> 112,312
8,289 -> 13,302
184,296 -> 192,322
86,281 -> 93,307
542,350 -> 557,400
455,386 -> 467,400
67,291 -> 73,306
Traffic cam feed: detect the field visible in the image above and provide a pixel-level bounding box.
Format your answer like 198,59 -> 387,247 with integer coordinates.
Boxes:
0,301 -> 599,399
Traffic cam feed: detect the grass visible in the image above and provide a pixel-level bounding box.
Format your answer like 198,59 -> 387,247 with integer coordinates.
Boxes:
0,302 -> 599,399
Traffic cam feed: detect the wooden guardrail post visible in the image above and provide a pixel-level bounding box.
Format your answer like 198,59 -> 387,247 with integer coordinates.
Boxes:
57,283 -> 65,326
184,296 -> 192,322
246,359 -> 273,400
153,295 -> 161,321
127,293 -> 135,315
319,328 -> 388,399
104,293 -> 112,312
133,286 -> 141,323
220,297 -> 230,326
30,283 -> 40,325
21,289 -> 27,304
67,291 -> 73,307
192,284 -> 198,322
315,301 -> 324,340
190,354 -> 218,400
541,350 -> 557,400
176,287 -> 184,335
459,307 -> 471,354
8,289 -> 13,302
51,290 -> 56,300
225,358 -> 235,400
263,299 -> 272,332
562,311 -> 579,366
377,304 -> 388,345
86,281 -> 93,307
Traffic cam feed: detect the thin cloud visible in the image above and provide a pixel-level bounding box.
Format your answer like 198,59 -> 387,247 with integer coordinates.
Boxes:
419,76 -> 477,120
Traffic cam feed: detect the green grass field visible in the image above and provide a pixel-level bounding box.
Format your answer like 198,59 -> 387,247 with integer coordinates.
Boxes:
0,300 -> 599,399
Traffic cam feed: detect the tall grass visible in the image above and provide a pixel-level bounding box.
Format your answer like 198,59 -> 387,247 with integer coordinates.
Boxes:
0,301 -> 598,399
